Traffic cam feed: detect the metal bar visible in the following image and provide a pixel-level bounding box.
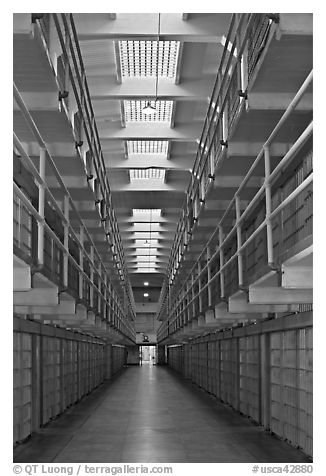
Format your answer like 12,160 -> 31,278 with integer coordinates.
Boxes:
79,227 -> 84,300
265,71 -> 313,148
207,246 -> 212,307
90,245 -> 94,307
17,197 -> 21,249
269,122 -> 313,183
235,195 -> 243,286
270,174 -> 313,221
114,41 -> 122,85
37,148 -> 46,265
63,195 -> 69,288
13,184 -> 43,223
219,226 -> 225,298
175,42 -> 184,85
264,145 -> 274,265
198,261 -> 203,313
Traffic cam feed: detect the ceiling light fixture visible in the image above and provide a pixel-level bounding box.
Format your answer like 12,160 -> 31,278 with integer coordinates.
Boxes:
144,282 -> 149,286
142,13 -> 160,116
142,101 -> 157,115
144,293 -> 149,297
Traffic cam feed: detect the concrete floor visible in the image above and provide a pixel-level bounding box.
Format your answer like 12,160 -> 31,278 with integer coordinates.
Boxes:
14,364 -> 310,463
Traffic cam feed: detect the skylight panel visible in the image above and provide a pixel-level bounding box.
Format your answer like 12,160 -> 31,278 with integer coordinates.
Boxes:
133,209 -> 161,216
128,141 -> 168,156
133,232 -> 160,240
133,223 -> 161,232
136,259 -> 158,266
119,40 -> 180,79
136,249 -> 159,256
135,267 -> 159,273
129,169 -> 165,182
124,100 -> 173,123
135,239 -> 159,247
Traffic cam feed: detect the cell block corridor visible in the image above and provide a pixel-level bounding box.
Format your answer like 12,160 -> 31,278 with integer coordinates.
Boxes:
13,12 -> 313,463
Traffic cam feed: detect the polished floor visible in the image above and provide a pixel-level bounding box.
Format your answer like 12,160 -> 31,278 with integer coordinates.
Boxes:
14,364 -> 310,463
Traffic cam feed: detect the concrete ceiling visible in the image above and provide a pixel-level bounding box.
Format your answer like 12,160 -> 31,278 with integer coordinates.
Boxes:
73,13 -> 232,301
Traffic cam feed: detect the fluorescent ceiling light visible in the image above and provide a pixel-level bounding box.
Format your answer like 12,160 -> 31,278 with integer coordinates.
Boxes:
142,101 -> 157,115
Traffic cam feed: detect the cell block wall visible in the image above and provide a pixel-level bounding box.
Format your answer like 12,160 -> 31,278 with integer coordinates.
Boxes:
270,327 -> 312,456
239,335 -> 260,421
13,317 -> 127,445
13,332 -> 32,442
167,312 -> 312,457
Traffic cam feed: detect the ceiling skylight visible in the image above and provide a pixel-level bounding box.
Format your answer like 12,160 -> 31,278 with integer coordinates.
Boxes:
128,141 -> 169,156
124,100 -> 173,123
133,209 -> 162,216
135,239 -> 159,247
129,169 -> 165,182
119,40 -> 180,79
134,232 -> 160,239
136,268 -> 159,273
136,249 -> 159,256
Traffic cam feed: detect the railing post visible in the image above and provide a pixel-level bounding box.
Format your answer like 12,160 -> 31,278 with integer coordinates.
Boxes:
264,145 -> 274,266
200,176 -> 205,203
240,16 -> 249,96
198,261 -> 203,313
235,195 -> 244,286
63,194 -> 69,288
177,300 -> 181,328
89,245 -> 94,308
184,282 -> 189,323
17,197 -> 21,249
37,148 -> 46,265
219,225 -> 225,298
235,13 -> 242,90
64,24 -> 70,95
191,272 -> 196,318
97,259 -> 102,314
222,111 -> 228,146
207,246 -> 212,307
167,282 -> 171,319
107,281 -> 112,324
79,226 -> 84,300
104,268 -> 108,320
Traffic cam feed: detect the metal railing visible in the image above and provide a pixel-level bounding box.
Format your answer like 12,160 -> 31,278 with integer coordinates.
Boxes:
13,83 -> 135,342
165,13 -> 276,289
158,70 -> 313,343
32,13 -> 135,313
